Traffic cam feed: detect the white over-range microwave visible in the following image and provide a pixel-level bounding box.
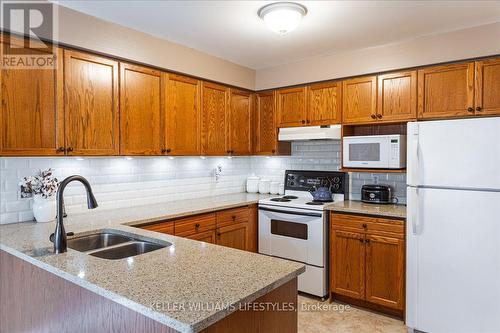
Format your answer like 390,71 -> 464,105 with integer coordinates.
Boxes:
343,134 -> 407,169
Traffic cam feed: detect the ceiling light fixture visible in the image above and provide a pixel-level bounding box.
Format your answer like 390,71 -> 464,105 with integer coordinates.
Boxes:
258,2 -> 307,35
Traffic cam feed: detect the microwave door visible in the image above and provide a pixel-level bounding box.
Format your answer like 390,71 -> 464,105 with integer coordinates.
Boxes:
343,137 -> 389,168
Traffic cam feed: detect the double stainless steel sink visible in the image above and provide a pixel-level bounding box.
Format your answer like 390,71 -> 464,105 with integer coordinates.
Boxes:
67,232 -> 170,260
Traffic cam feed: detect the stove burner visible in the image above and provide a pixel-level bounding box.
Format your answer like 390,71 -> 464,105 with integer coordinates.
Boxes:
270,198 -> 291,202
306,200 -> 333,205
282,195 -> 298,199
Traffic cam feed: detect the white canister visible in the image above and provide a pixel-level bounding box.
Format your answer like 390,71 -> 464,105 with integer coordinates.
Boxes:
258,179 -> 271,194
246,176 -> 260,193
32,195 -> 57,223
270,182 -> 280,195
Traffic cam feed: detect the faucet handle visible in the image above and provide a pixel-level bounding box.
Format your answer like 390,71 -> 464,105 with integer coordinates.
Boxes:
49,232 -> 74,243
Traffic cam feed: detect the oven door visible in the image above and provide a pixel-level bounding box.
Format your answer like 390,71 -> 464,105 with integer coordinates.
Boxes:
258,205 -> 325,267
343,136 -> 389,168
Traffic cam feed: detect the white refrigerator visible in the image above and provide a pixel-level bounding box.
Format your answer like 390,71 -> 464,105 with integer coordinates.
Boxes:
406,118 -> 500,333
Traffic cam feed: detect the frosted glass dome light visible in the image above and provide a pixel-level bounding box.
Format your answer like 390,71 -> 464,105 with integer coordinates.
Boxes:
258,2 -> 307,35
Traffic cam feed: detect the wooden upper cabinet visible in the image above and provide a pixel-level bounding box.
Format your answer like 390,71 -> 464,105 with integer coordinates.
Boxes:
119,63 -> 163,155
331,228 -> 366,300
417,62 -> 475,119
475,58 -> 500,116
307,82 -> 342,125
377,71 -> 417,122
276,86 -> 307,127
201,82 -> 228,155
228,89 -> 252,155
63,50 -> 119,155
342,76 -> 377,124
365,234 -> 405,310
254,91 -> 277,155
0,35 -> 64,156
164,74 -> 200,155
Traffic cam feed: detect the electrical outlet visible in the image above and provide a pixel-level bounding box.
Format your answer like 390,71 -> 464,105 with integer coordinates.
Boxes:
371,174 -> 379,184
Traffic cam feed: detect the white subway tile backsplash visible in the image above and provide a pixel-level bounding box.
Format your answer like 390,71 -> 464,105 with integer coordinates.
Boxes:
1,140 -> 406,224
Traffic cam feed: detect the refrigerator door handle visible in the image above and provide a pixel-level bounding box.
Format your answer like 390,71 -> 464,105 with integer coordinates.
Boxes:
410,187 -> 420,235
408,122 -> 420,186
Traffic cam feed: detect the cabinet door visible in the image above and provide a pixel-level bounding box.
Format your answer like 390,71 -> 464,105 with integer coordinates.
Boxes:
365,234 -> 405,310
475,58 -> 500,116
120,63 -> 163,155
330,228 -> 366,299
377,71 -> 417,122
307,82 -> 342,125
165,74 -> 200,155
216,222 -> 249,251
342,76 -> 377,124
186,230 -> 216,244
228,89 -> 252,155
0,35 -> 64,156
64,50 -> 119,155
254,92 -> 277,155
141,221 -> 174,235
201,82 -> 228,155
276,87 -> 307,127
417,63 -> 475,119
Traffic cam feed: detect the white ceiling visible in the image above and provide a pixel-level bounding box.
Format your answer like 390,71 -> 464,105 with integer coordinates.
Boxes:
57,1 -> 500,70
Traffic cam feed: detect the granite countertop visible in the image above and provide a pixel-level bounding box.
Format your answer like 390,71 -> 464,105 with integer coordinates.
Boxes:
325,200 -> 406,219
0,193 -> 304,333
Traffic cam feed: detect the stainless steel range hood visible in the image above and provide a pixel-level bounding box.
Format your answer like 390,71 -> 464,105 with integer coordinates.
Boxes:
278,125 -> 341,141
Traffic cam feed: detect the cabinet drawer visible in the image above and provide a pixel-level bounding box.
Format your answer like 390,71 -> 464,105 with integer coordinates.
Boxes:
175,213 -> 216,237
216,206 -> 249,228
141,221 -> 174,235
331,213 -> 404,236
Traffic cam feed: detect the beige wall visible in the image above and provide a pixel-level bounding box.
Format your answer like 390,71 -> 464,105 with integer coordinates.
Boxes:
255,22 -> 500,90
5,4 -> 256,90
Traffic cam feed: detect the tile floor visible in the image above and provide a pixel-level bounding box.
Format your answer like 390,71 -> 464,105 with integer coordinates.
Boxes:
298,295 -> 407,333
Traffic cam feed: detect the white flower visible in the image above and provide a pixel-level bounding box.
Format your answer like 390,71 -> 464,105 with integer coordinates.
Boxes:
19,168 -> 59,198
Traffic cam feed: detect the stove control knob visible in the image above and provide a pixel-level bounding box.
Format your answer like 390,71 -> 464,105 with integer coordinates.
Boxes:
290,181 -> 295,186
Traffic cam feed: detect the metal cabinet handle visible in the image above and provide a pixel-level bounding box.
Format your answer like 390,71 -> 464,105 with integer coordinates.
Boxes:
376,114 -> 382,119
476,106 -> 482,112
467,107 -> 474,113
301,120 -> 306,124
362,223 -> 367,228
359,238 -> 364,243
66,147 -> 73,152
365,239 -> 371,243
195,223 -> 200,228
306,119 -> 310,124
371,114 -> 377,119
56,147 -> 66,153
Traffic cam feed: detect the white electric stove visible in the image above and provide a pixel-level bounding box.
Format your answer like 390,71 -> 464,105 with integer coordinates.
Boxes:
258,170 -> 348,299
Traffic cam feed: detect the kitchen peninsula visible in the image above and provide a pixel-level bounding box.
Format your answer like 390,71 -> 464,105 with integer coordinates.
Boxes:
0,193 -> 304,333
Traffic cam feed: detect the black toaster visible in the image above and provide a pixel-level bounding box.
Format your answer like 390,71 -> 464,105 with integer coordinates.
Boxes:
361,184 -> 392,204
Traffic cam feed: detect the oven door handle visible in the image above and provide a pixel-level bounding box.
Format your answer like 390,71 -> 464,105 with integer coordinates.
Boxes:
259,206 -> 322,217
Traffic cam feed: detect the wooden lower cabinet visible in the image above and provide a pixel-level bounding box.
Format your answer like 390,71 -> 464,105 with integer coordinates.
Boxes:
331,229 -> 366,299
330,212 -> 405,316
138,205 -> 257,252
186,230 -> 217,244
365,234 -> 405,310
216,222 -> 249,251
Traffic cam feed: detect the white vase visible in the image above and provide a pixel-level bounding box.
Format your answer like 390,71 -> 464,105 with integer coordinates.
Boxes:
32,195 -> 56,223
